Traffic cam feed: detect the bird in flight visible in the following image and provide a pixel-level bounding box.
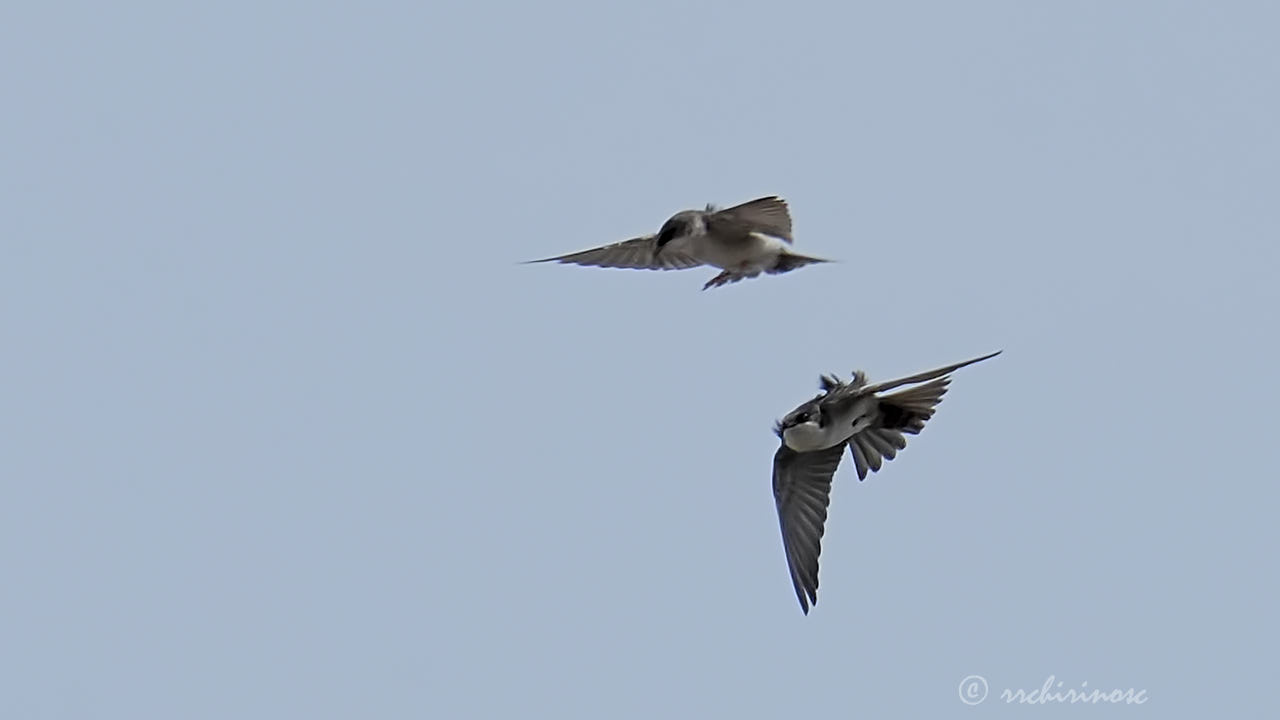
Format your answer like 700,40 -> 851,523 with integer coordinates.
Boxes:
525,196 -> 830,290
770,351 -> 1001,614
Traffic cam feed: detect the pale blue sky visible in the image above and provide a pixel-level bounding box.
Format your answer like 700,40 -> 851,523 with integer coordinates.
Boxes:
3,1 -> 1277,717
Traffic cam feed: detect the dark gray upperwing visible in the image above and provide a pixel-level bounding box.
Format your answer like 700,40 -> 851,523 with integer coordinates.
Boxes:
708,196 -> 793,243
860,351 -> 1002,395
772,442 -> 847,614
525,235 -> 702,270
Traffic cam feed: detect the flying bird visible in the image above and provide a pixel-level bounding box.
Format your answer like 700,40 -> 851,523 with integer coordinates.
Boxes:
771,351 -> 1001,614
525,196 -> 830,290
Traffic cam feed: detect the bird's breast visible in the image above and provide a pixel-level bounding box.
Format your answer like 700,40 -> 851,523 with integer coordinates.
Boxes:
782,421 -> 845,453
693,231 -> 787,271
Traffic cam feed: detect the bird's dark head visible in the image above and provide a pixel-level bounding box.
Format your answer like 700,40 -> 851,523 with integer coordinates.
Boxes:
774,401 -> 821,437
654,211 -> 699,256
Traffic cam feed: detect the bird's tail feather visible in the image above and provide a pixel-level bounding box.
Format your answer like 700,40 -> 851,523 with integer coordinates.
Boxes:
848,429 -> 908,480
768,253 -> 831,275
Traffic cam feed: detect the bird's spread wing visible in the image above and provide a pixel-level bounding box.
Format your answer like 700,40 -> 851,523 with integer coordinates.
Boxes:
846,375 -> 956,480
860,351 -> 1002,395
834,351 -> 1000,477
525,235 -> 703,270
772,442 -> 847,614
709,196 -> 793,243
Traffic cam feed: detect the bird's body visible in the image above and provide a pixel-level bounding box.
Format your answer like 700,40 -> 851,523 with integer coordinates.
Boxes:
771,351 -> 1001,613
781,394 -> 880,452
689,229 -> 791,276
526,196 -> 829,290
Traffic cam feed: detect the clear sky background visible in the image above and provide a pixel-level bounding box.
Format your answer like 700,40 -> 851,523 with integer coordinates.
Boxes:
3,1 -> 1277,717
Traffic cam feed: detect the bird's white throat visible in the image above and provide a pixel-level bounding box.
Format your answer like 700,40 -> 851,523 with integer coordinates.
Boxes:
783,421 -> 841,453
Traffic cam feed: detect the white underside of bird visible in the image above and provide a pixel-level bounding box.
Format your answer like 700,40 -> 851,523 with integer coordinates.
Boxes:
682,230 -> 793,273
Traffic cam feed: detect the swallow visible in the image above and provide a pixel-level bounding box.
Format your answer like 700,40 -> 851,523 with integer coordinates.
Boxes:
771,351 -> 1001,613
525,196 -> 830,289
